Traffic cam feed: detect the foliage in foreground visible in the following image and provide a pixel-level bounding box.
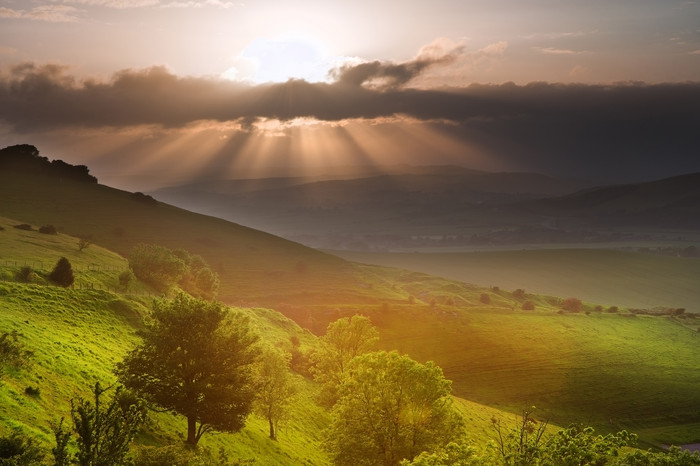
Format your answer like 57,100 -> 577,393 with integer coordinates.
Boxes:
116,293 -> 260,445
53,382 -> 145,466
324,350 -> 464,466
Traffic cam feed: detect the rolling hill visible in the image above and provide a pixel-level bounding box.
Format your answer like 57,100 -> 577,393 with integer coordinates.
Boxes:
2,144 -> 700,452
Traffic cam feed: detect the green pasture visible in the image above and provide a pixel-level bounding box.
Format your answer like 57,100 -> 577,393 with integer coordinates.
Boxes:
332,248 -> 700,313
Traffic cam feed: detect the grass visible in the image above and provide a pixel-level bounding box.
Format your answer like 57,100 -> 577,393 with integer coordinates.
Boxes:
331,248 -> 700,313
3,170 -> 700,454
0,172 -> 370,307
0,280 -> 334,464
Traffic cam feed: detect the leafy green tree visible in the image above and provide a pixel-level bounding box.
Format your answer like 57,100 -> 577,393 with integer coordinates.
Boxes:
621,445 -> 700,465
52,382 -> 144,466
49,257 -> 75,287
128,243 -> 186,292
402,442 -> 482,466
312,315 -> 379,407
324,351 -> 464,466
541,424 -> 635,465
253,346 -> 297,440
116,293 -> 260,445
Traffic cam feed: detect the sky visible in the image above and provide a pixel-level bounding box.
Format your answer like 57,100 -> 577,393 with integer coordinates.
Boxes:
1,0 -> 700,190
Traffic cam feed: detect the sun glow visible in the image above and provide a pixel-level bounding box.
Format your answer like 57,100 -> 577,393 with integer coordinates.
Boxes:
223,35 -> 339,84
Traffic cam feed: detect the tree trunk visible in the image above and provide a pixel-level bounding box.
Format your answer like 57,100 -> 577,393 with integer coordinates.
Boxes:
268,418 -> 276,441
187,416 -> 198,445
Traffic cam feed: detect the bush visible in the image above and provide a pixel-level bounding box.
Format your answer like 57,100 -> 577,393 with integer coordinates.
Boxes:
39,224 -> 58,234
24,386 -> 41,397
0,430 -> 45,464
118,270 -> 134,290
512,288 -> 526,299
561,297 -> 583,312
16,266 -> 35,283
479,293 -> 491,304
13,224 -> 32,231
49,257 -> 74,287
522,301 -> 535,311
0,330 -> 33,378
607,306 -> 619,313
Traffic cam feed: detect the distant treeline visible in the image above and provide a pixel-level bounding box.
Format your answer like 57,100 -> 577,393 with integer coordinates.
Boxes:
0,144 -> 97,183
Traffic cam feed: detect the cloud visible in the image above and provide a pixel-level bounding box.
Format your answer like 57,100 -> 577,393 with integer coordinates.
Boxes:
535,47 -> 585,55
0,5 -> 82,22
57,0 -> 158,8
161,0 -> 239,7
329,41 -> 465,90
1,59 -> 699,183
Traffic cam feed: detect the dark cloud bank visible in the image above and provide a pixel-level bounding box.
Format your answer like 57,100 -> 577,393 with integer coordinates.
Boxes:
2,60 -> 700,182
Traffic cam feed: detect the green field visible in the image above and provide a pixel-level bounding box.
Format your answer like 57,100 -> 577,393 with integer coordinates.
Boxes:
331,248 -> 700,313
2,169 -> 700,458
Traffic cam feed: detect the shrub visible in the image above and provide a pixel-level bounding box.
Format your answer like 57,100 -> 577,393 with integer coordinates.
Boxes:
479,293 -> 491,304
561,297 -> 583,312
594,305 -> 603,312
522,301 -> 535,311
607,306 -> 619,313
130,192 -> 157,205
118,270 -> 134,290
39,224 -> 58,234
49,257 -> 74,287
0,330 -> 33,378
512,288 -> 526,299
25,386 -> 41,397
0,430 -> 45,464
16,266 -> 35,283
13,224 -> 33,231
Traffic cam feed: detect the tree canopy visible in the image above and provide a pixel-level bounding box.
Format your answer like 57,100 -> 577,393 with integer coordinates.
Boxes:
116,293 -> 259,445
324,351 -> 464,466
312,315 -> 379,407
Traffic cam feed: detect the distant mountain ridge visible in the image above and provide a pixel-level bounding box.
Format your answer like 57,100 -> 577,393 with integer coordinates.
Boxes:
152,168 -> 700,249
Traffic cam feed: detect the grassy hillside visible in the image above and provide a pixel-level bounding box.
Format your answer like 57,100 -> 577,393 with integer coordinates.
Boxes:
3,166 -> 700,451
0,280 -> 334,464
0,170 -> 380,307
314,264 -> 700,447
332,248 -> 700,314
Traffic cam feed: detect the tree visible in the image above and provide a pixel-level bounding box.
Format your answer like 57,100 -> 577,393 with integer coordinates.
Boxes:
52,382 -> 145,466
323,351 -> 464,466
0,330 -> 33,379
116,293 -> 260,445
50,257 -> 74,287
541,424 -> 635,465
118,270 -> 134,290
312,315 -> 379,407
491,408 -> 549,465
128,244 -> 186,292
253,346 -> 296,440
78,236 -> 92,252
561,297 -> 583,313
